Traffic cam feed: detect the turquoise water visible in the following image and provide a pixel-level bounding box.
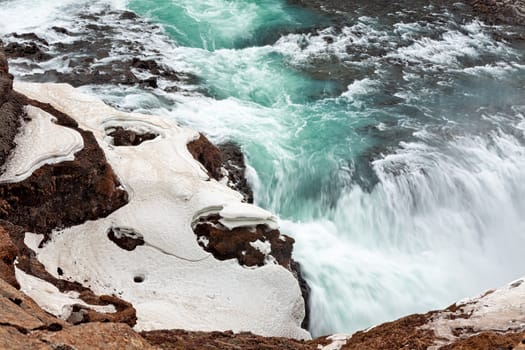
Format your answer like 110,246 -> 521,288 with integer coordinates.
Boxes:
123,1 -> 525,336
3,0 -> 525,337
124,1 -> 525,335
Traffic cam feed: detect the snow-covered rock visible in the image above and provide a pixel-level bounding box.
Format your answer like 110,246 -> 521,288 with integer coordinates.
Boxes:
13,82 -> 309,340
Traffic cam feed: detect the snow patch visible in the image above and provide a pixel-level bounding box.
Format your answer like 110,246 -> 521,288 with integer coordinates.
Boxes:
318,334 -> 350,350
15,267 -> 116,320
0,105 -> 84,183
250,240 -> 271,255
426,277 -> 525,349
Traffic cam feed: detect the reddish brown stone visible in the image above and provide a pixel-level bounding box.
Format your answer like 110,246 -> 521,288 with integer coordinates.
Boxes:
0,225 -> 18,288
141,329 -> 318,350
187,134 -> 223,180
441,331 -> 525,350
194,215 -> 294,269
341,313 -> 436,350
33,322 -> 154,350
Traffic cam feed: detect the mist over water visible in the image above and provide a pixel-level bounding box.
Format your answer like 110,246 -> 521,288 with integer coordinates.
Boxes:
3,0 -> 525,337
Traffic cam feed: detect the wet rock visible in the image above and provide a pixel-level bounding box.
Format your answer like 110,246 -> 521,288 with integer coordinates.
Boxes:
107,127 -> 158,147
4,42 -> 51,61
291,260 -> 311,330
469,0 -> 525,25
119,11 -> 139,20
188,136 -> 254,203
218,142 -> 254,204
11,33 -> 49,46
51,27 -> 71,35
2,10 -> 196,92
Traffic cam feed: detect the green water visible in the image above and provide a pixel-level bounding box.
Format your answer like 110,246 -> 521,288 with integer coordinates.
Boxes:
128,0 -> 327,50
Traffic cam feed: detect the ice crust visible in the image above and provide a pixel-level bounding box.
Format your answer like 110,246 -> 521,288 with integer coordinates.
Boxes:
15,268 -> 116,320
14,82 -> 309,340
0,105 -> 84,183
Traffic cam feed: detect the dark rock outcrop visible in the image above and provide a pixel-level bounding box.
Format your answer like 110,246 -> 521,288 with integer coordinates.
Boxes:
107,126 -> 158,147
188,135 -> 254,203
0,226 -> 18,289
4,41 -> 51,62
187,134 -> 224,181
469,0 -> 525,25
1,9 -> 197,92
0,51 -> 23,171
194,215 -> 294,269
0,96 -> 128,235
218,142 -> 254,204
107,226 -> 145,251
291,260 -> 311,330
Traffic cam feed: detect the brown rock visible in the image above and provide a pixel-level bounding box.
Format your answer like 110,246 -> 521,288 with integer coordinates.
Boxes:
0,278 -> 65,330
107,226 -> 145,251
141,329 -> 316,350
187,134 -> 223,180
340,313 -> 435,350
468,0 -> 525,25
33,322 -> 154,350
0,293 -> 46,331
441,331 -> 525,350
0,225 -> 18,288
218,141 -> 254,203
107,126 -> 158,146
0,327 -> 51,350
194,215 -> 294,269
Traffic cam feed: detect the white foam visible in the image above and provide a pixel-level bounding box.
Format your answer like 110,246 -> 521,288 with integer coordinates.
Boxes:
387,21 -> 514,67
0,105 -> 84,183
14,82 -> 309,340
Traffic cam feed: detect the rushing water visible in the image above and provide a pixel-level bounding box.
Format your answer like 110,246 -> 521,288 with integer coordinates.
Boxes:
2,0 -> 525,337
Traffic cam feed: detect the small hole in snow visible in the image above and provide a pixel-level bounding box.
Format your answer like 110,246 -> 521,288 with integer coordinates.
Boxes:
57,267 -> 64,276
134,274 -> 145,283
